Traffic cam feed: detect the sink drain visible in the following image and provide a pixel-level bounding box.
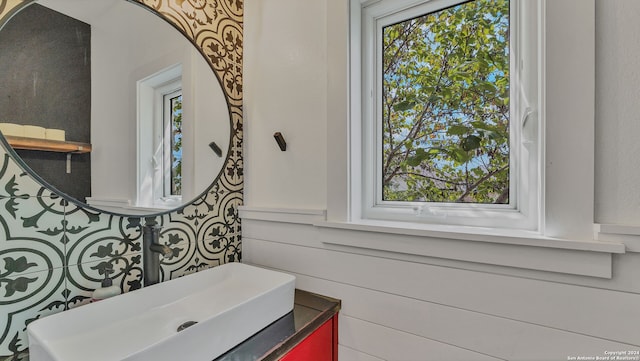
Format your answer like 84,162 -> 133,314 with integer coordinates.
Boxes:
177,321 -> 198,332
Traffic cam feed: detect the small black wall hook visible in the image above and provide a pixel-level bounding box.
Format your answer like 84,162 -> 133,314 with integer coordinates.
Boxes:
274,132 -> 287,151
209,141 -> 222,157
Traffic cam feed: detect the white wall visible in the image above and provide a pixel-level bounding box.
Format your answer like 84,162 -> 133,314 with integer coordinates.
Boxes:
594,0 -> 640,225
243,0 -> 327,209
244,0 -> 640,360
43,0 -> 230,211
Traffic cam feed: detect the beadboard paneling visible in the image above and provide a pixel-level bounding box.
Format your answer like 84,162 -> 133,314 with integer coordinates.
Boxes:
243,219 -> 640,360
277,269 -> 639,360
340,315 -> 503,361
243,219 -> 640,294
244,236 -> 640,345
338,345 -> 385,361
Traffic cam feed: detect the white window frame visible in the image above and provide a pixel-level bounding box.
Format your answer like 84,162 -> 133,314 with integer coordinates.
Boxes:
353,0 -> 542,231
136,64 -> 183,209
317,0 -> 606,275
151,80 -> 183,206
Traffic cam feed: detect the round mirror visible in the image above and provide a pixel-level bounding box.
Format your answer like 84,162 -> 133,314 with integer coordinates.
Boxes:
0,0 -> 231,214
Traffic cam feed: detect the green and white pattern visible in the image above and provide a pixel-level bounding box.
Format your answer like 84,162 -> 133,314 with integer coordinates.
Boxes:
0,0 -> 244,359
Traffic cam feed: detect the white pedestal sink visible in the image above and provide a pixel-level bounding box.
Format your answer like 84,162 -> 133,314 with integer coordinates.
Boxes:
27,263 -> 295,361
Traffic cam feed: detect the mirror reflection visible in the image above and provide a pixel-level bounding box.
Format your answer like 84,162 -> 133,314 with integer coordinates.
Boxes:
0,0 -> 231,214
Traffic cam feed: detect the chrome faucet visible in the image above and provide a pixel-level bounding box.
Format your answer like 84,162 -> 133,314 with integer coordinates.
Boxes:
143,223 -> 171,286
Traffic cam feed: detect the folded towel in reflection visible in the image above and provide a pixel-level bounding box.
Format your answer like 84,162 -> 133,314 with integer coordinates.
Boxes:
23,125 -> 46,139
45,128 -> 65,141
0,123 -> 25,137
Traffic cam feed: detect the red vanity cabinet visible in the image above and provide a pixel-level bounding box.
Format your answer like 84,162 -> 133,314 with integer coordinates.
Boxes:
279,314 -> 339,361
214,289 -> 340,361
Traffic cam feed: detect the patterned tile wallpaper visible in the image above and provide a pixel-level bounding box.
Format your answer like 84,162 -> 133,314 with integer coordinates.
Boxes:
0,0 -> 243,359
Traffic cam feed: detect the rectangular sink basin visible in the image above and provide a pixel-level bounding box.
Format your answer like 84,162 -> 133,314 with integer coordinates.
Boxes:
27,263 -> 295,361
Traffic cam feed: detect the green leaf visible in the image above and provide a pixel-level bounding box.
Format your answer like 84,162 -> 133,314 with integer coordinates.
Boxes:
470,121 -> 493,131
450,148 -> 472,163
461,135 -> 482,151
447,125 -> 469,136
486,130 -> 504,141
407,148 -> 430,167
478,81 -> 497,93
393,100 -> 416,112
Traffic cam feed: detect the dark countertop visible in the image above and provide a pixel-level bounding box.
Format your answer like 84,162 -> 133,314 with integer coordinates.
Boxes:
214,289 -> 341,361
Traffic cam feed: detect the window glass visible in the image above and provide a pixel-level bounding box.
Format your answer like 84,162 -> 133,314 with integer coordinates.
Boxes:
166,92 -> 182,196
381,0 -> 510,204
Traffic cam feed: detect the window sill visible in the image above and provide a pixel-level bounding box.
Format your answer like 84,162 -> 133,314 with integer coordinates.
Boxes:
596,223 -> 640,252
86,197 -> 180,215
315,220 -> 625,254
239,207 -> 625,279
